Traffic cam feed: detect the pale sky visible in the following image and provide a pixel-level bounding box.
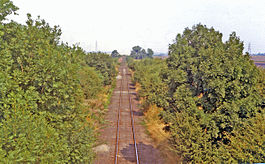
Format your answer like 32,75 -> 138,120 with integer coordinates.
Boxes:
8,0 -> 265,54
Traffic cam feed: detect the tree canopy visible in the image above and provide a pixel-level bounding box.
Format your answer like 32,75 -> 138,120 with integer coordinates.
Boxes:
130,46 -> 153,59
111,49 -> 120,58
0,2 -> 117,162
130,24 -> 265,163
164,24 -> 264,162
0,0 -> 18,21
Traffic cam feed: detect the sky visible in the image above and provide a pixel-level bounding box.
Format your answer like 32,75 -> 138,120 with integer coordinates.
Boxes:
8,0 -> 265,54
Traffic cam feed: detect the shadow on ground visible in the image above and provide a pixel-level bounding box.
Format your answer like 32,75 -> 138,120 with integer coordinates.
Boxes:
133,110 -> 144,116
120,142 -> 164,164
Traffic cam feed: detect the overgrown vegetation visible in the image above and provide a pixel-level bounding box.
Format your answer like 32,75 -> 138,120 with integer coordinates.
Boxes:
128,58 -> 168,107
129,24 -> 265,163
0,1 -> 117,163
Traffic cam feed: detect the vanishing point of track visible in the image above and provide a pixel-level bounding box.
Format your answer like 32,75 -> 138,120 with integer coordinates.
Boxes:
94,57 -> 165,164
114,59 -> 139,164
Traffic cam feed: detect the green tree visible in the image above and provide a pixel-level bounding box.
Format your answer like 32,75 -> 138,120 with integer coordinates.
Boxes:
225,111 -> 265,163
0,3 -> 117,162
111,49 -> 120,58
164,24 -> 264,162
0,0 -> 18,21
130,45 -> 142,59
130,46 -> 153,59
129,58 -> 168,107
84,52 -> 117,85
129,24 -> 265,163
147,48 -> 154,58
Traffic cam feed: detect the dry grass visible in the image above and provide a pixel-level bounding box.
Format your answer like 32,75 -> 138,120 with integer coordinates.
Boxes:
83,85 -> 112,129
144,105 -> 169,144
144,104 -> 180,163
133,74 -> 180,162
135,82 -> 169,144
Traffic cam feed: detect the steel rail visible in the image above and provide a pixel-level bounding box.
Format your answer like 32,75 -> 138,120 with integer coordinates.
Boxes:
114,61 -> 140,164
114,67 -> 123,164
125,67 -> 140,164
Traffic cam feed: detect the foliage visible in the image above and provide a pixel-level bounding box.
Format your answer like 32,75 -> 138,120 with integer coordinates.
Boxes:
165,24 -> 264,163
130,45 -> 153,59
0,2 -> 117,163
111,49 -> 120,58
78,66 -> 103,99
84,52 -> 117,86
257,68 -> 265,108
0,110 -> 68,163
225,111 -> 265,162
0,0 -> 18,21
128,58 -> 168,107
147,48 -> 154,58
130,24 -> 265,163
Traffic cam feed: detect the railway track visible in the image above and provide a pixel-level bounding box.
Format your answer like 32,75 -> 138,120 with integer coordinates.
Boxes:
94,57 -> 164,164
114,60 -> 139,164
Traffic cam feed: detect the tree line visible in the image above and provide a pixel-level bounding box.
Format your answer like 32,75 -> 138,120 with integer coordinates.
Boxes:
128,24 -> 265,163
0,1 -> 117,163
111,46 -> 154,59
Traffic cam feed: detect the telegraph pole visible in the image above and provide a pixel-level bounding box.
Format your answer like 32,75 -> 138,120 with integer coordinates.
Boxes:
95,41 -> 98,52
248,43 -> 251,55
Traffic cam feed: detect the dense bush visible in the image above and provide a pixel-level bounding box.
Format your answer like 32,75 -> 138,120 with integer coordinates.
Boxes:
165,24 -> 264,163
130,24 -> 265,163
128,58 -> 168,107
0,1 -> 117,163
84,52 -> 117,86
78,66 -> 103,99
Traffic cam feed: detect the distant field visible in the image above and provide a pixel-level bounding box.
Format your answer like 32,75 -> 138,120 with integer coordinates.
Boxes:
153,55 -> 265,68
251,56 -> 265,62
251,56 -> 265,68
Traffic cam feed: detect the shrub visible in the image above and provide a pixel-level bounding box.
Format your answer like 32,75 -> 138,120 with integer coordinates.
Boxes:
0,3 -> 116,162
